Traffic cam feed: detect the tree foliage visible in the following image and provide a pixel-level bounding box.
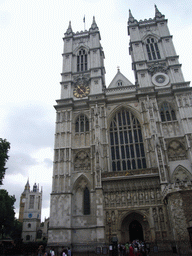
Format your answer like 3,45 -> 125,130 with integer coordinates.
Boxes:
0,189 -> 16,238
0,138 -> 10,185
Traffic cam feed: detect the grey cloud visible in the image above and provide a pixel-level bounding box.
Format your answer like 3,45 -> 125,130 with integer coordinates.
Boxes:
43,158 -> 53,168
4,103 -> 55,152
6,152 -> 38,175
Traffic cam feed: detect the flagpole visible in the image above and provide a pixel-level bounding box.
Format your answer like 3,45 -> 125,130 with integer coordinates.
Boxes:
83,15 -> 85,31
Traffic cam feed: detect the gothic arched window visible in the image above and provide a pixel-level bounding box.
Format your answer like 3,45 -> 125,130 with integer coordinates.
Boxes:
75,115 -> 89,133
160,102 -> 177,122
146,37 -> 161,60
36,230 -> 42,239
77,49 -> 88,72
26,235 -> 30,241
27,223 -> 31,228
109,109 -> 146,171
84,187 -> 90,215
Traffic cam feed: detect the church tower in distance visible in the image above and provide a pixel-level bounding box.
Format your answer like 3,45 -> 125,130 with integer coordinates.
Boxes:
48,7 -> 192,253
20,181 -> 42,242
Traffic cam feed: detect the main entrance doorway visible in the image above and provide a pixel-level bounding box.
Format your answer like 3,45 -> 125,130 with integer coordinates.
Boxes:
129,220 -> 143,241
121,212 -> 148,243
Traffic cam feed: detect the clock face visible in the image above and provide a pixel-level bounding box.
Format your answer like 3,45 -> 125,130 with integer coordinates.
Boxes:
73,85 -> 90,98
28,213 -> 32,218
152,72 -> 169,87
155,75 -> 165,84
22,198 -> 26,203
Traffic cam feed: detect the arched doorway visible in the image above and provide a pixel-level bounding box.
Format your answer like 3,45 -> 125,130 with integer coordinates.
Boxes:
129,220 -> 143,241
120,212 -> 149,243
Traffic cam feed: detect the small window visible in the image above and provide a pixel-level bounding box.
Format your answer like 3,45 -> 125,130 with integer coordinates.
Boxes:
146,37 -> 161,60
36,230 -> 42,239
160,102 -> 177,122
77,49 -> 88,72
26,235 -> 30,241
117,81 -> 123,86
75,115 -> 89,133
28,223 -> 31,228
84,187 -> 90,215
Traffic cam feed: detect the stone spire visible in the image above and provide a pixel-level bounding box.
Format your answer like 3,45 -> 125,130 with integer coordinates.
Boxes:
128,9 -> 137,24
24,178 -> 30,192
154,4 -> 165,19
65,21 -> 73,36
90,16 -> 98,31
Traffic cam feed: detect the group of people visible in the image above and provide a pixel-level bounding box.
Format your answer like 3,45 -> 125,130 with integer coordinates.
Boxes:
38,246 -> 71,256
119,240 -> 149,256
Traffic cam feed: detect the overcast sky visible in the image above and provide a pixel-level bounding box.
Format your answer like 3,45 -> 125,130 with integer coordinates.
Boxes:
1,0 -> 192,221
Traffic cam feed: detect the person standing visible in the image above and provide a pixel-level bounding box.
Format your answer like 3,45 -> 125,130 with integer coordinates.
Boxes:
129,244 -> 134,256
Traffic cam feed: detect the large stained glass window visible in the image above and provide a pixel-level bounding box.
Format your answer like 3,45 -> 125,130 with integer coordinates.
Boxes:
109,109 -> 146,171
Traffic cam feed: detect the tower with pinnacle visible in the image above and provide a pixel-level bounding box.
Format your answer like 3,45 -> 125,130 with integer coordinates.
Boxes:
19,180 -> 42,242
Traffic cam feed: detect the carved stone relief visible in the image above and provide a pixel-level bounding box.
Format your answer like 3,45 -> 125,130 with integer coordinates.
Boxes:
167,140 -> 186,161
172,166 -> 192,183
103,187 -> 161,208
74,150 -> 90,171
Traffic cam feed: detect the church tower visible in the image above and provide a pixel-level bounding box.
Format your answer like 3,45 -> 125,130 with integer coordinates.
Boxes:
20,181 -> 42,242
48,17 -> 106,251
48,7 -> 192,254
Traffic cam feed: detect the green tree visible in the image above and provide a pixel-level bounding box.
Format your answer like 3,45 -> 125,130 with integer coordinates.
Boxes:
0,138 -> 10,185
0,189 -> 16,238
11,219 -> 22,241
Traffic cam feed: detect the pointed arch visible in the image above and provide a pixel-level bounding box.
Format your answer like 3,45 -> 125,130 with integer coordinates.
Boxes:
108,107 -> 146,171
72,174 -> 91,192
171,165 -> 192,183
72,174 -> 91,216
160,102 -> 177,122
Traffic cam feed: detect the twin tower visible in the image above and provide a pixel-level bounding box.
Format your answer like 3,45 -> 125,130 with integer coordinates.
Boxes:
46,6 -> 192,253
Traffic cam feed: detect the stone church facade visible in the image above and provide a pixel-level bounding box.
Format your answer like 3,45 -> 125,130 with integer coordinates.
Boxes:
48,6 -> 192,253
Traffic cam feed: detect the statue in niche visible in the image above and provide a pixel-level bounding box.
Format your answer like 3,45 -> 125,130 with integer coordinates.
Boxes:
177,96 -> 182,107
111,211 -> 115,223
159,208 -> 165,230
156,189 -> 161,201
116,192 -> 120,205
153,102 -> 157,111
96,169 -> 100,183
122,192 -> 126,205
141,102 -> 146,112
96,151 -> 99,164
150,189 -> 155,204
127,191 -> 131,204
110,193 -> 115,206
106,211 -> 109,222
133,191 -> 137,204
153,208 -> 159,230
145,190 -> 149,201
104,194 -> 109,206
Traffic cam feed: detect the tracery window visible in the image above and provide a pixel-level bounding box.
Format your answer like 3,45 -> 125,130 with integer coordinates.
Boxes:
77,49 -> 88,72
146,37 -> 161,60
83,187 -> 90,215
75,115 -> 89,133
160,102 -> 177,122
109,109 -> 146,171
29,195 -> 35,209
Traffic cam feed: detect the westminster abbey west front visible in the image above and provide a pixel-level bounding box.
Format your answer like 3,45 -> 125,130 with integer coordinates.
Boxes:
48,6 -> 192,253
